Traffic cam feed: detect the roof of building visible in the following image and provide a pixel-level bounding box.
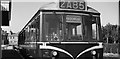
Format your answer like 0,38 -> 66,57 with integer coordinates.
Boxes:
8,32 -> 19,37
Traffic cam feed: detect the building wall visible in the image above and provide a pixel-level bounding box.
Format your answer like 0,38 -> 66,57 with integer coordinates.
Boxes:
8,34 -> 18,45
1,0 -> 11,58
9,36 -> 18,45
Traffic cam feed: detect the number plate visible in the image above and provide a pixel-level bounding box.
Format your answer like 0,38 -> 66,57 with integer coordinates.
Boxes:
59,0 -> 86,10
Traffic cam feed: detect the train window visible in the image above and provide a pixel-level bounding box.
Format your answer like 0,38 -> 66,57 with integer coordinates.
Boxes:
43,13 -> 100,41
24,16 -> 40,42
92,18 -> 97,40
44,14 -> 63,41
91,17 -> 101,41
65,23 -> 82,41
65,15 -> 82,41
83,16 -> 100,41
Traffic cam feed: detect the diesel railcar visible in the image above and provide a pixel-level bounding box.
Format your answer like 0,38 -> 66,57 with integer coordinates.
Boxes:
18,0 -> 103,59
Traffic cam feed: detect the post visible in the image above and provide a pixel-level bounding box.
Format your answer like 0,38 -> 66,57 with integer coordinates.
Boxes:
0,7 -> 2,59
0,28 -> 1,59
118,0 -> 120,54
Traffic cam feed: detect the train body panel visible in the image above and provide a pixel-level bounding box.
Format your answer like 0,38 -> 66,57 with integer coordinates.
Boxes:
40,42 -> 103,59
20,42 -> 103,59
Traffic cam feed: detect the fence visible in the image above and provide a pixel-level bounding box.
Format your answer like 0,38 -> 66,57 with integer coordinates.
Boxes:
103,43 -> 119,54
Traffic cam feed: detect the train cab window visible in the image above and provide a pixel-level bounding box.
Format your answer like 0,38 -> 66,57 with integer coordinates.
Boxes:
43,13 -> 101,42
44,14 -> 63,41
66,23 -> 82,41
64,15 -> 100,41
65,15 -> 82,41
92,23 -> 97,40
92,17 -> 101,41
83,16 -> 100,41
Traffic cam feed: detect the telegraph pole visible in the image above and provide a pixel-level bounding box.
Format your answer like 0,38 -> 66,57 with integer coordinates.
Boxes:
0,5 -> 2,59
118,0 -> 120,55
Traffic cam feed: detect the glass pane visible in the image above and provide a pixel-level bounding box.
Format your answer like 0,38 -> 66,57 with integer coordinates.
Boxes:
82,16 -> 99,41
65,15 -> 82,41
25,17 -> 40,42
92,23 -> 97,40
44,14 -> 63,41
91,17 -> 98,40
1,1 -> 10,11
66,23 -> 82,40
77,25 -> 82,35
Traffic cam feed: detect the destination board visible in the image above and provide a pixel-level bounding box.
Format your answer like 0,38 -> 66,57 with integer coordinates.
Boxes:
59,0 -> 86,10
66,15 -> 82,23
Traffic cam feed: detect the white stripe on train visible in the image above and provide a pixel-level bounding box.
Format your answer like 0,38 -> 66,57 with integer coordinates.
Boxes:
76,43 -> 103,59
39,45 -> 74,59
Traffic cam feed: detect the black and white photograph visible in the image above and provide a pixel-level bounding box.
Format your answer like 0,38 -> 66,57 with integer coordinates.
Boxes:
0,0 -> 120,59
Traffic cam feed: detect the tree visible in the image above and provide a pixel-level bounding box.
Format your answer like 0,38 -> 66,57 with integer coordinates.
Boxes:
102,23 -> 118,43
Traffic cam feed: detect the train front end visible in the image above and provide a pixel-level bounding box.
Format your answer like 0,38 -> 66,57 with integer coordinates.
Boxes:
39,0 -> 103,58
39,42 -> 103,59
18,0 -> 103,59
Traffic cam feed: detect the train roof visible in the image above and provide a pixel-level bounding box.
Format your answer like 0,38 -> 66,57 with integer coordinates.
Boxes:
19,1 -> 100,35
39,2 -> 100,14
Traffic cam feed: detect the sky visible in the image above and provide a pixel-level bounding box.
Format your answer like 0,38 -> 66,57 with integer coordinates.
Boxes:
1,0 -> 119,33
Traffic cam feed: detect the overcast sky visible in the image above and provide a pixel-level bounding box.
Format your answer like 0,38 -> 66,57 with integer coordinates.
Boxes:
1,0 -> 119,33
